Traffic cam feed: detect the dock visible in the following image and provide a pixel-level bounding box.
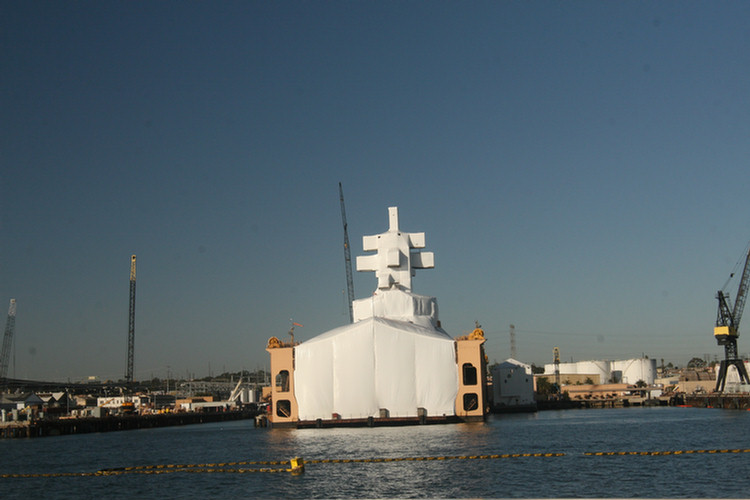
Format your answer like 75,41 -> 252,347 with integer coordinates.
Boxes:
680,394 -> 750,410
0,409 -> 256,438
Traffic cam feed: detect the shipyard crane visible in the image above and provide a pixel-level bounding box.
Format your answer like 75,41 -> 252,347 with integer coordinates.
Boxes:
714,246 -> 750,392
553,346 -> 561,398
339,182 -> 355,323
126,255 -> 137,384
0,299 -> 17,380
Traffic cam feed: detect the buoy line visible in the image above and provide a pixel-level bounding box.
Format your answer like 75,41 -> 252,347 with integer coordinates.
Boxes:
5,449 -> 747,478
305,452 -> 564,464
584,448 -> 750,456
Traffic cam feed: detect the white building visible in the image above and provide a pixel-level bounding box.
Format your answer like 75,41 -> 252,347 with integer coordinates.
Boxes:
491,359 -> 536,411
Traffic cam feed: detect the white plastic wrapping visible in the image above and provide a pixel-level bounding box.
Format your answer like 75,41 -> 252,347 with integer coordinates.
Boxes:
294,317 -> 458,420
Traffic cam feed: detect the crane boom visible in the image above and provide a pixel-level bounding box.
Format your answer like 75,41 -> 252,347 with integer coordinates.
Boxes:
0,299 -> 17,380
715,248 -> 750,339
731,248 -> 750,329
339,183 -> 355,323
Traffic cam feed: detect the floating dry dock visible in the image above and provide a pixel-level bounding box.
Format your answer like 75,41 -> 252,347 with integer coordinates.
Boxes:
266,207 -> 489,428
296,415 -> 462,429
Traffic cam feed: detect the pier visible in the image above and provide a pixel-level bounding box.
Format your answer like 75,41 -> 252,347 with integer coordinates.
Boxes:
0,409 -> 256,438
680,394 -> 750,410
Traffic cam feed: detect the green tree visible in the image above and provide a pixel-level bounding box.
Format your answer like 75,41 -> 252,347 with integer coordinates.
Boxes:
687,357 -> 707,369
531,364 -> 545,374
535,377 -> 555,396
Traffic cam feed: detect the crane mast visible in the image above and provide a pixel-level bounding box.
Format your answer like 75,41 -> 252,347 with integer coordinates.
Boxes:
126,255 -> 136,384
714,247 -> 750,392
553,346 -> 561,398
0,299 -> 17,380
339,183 -> 355,323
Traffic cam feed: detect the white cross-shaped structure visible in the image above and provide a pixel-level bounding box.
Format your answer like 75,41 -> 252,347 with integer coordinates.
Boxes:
355,207 -> 434,291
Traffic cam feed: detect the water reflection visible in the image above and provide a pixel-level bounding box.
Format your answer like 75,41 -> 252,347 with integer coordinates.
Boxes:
2,408 -> 749,498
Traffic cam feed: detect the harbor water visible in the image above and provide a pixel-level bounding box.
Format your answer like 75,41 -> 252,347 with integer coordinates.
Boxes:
1,406 -> 748,498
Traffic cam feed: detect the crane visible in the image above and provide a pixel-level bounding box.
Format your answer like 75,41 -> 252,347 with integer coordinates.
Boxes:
714,246 -> 750,392
339,182 -> 355,323
0,299 -> 17,380
553,346 -> 561,398
126,255 -> 137,384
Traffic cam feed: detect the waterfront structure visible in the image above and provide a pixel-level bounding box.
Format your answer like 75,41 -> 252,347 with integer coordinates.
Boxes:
715,360 -> 750,393
491,359 -> 536,412
713,247 -> 750,392
543,357 -> 657,386
267,207 -> 488,426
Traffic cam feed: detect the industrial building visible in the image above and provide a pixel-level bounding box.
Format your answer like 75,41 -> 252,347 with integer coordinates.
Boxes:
491,359 -> 536,412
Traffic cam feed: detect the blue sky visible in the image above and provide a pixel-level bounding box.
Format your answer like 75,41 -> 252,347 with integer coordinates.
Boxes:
2,1 -> 750,382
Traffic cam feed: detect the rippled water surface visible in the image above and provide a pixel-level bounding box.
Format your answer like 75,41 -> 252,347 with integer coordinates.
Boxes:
2,407 -> 749,498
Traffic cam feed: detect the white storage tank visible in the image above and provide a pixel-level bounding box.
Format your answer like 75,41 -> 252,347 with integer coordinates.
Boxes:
543,362 -> 579,375
575,360 -> 611,383
612,358 -> 656,385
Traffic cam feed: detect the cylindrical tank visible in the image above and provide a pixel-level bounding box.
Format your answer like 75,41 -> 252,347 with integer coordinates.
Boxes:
544,362 -> 579,375
613,358 -> 656,385
575,361 -> 611,384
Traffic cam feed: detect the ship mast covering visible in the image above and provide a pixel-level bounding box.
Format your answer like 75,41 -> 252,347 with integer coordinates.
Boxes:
292,207 -> 458,420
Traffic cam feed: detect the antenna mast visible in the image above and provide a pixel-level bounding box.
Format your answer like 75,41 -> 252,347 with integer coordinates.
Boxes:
126,255 -> 137,384
339,183 -> 355,322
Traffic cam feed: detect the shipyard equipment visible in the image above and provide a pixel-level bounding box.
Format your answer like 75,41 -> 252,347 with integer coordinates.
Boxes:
714,247 -> 750,392
553,347 -> 561,397
288,320 -> 302,344
0,299 -> 17,380
339,182 -> 355,323
126,255 -> 137,384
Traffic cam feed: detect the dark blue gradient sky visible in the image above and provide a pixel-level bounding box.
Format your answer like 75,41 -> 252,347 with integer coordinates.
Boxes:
2,1 -> 750,381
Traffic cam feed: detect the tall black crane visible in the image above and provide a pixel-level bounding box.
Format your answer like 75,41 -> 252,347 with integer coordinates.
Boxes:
339,183 -> 355,323
126,255 -> 137,384
553,346 -> 561,398
714,247 -> 750,392
0,299 -> 17,380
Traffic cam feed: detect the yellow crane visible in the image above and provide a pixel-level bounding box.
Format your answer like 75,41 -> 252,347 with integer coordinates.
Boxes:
714,247 -> 750,392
